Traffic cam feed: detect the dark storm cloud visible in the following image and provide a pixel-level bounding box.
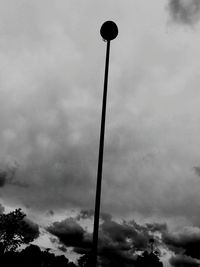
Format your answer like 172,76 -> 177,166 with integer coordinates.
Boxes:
168,0 -> 200,25
170,254 -> 200,267
47,213 -> 159,266
47,214 -> 200,266
100,220 -> 150,251
47,218 -> 92,249
162,227 -> 200,259
96,220 -> 151,266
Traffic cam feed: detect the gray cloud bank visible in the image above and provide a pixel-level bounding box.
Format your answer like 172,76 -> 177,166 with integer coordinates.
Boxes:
1,0 -> 200,229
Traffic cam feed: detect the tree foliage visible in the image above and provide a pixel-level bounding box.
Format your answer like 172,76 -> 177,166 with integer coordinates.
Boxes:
0,208 -> 38,252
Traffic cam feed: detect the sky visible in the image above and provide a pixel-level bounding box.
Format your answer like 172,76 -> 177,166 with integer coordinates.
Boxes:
1,0 -> 200,266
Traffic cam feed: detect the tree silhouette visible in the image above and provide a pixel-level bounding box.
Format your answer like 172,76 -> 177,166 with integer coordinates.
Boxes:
135,238 -> 163,267
0,244 -> 77,267
0,208 -> 78,267
0,208 -> 38,252
77,252 -> 93,267
136,250 -> 163,267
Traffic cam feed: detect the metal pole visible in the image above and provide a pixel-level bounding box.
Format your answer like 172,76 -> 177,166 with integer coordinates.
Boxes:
92,21 -> 118,267
92,39 -> 110,267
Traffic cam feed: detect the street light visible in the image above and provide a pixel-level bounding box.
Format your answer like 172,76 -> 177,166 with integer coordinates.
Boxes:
92,21 -> 118,267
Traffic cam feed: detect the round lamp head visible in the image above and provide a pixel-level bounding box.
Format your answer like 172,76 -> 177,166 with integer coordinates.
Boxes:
100,21 -> 118,41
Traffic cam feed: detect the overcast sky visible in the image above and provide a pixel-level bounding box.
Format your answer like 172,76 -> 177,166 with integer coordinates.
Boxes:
1,0 -> 200,266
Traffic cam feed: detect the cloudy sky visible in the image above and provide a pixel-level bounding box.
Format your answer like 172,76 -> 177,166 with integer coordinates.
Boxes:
1,0 -> 200,266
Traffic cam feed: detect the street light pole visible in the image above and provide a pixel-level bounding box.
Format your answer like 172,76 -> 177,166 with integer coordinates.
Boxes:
92,21 -> 118,267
